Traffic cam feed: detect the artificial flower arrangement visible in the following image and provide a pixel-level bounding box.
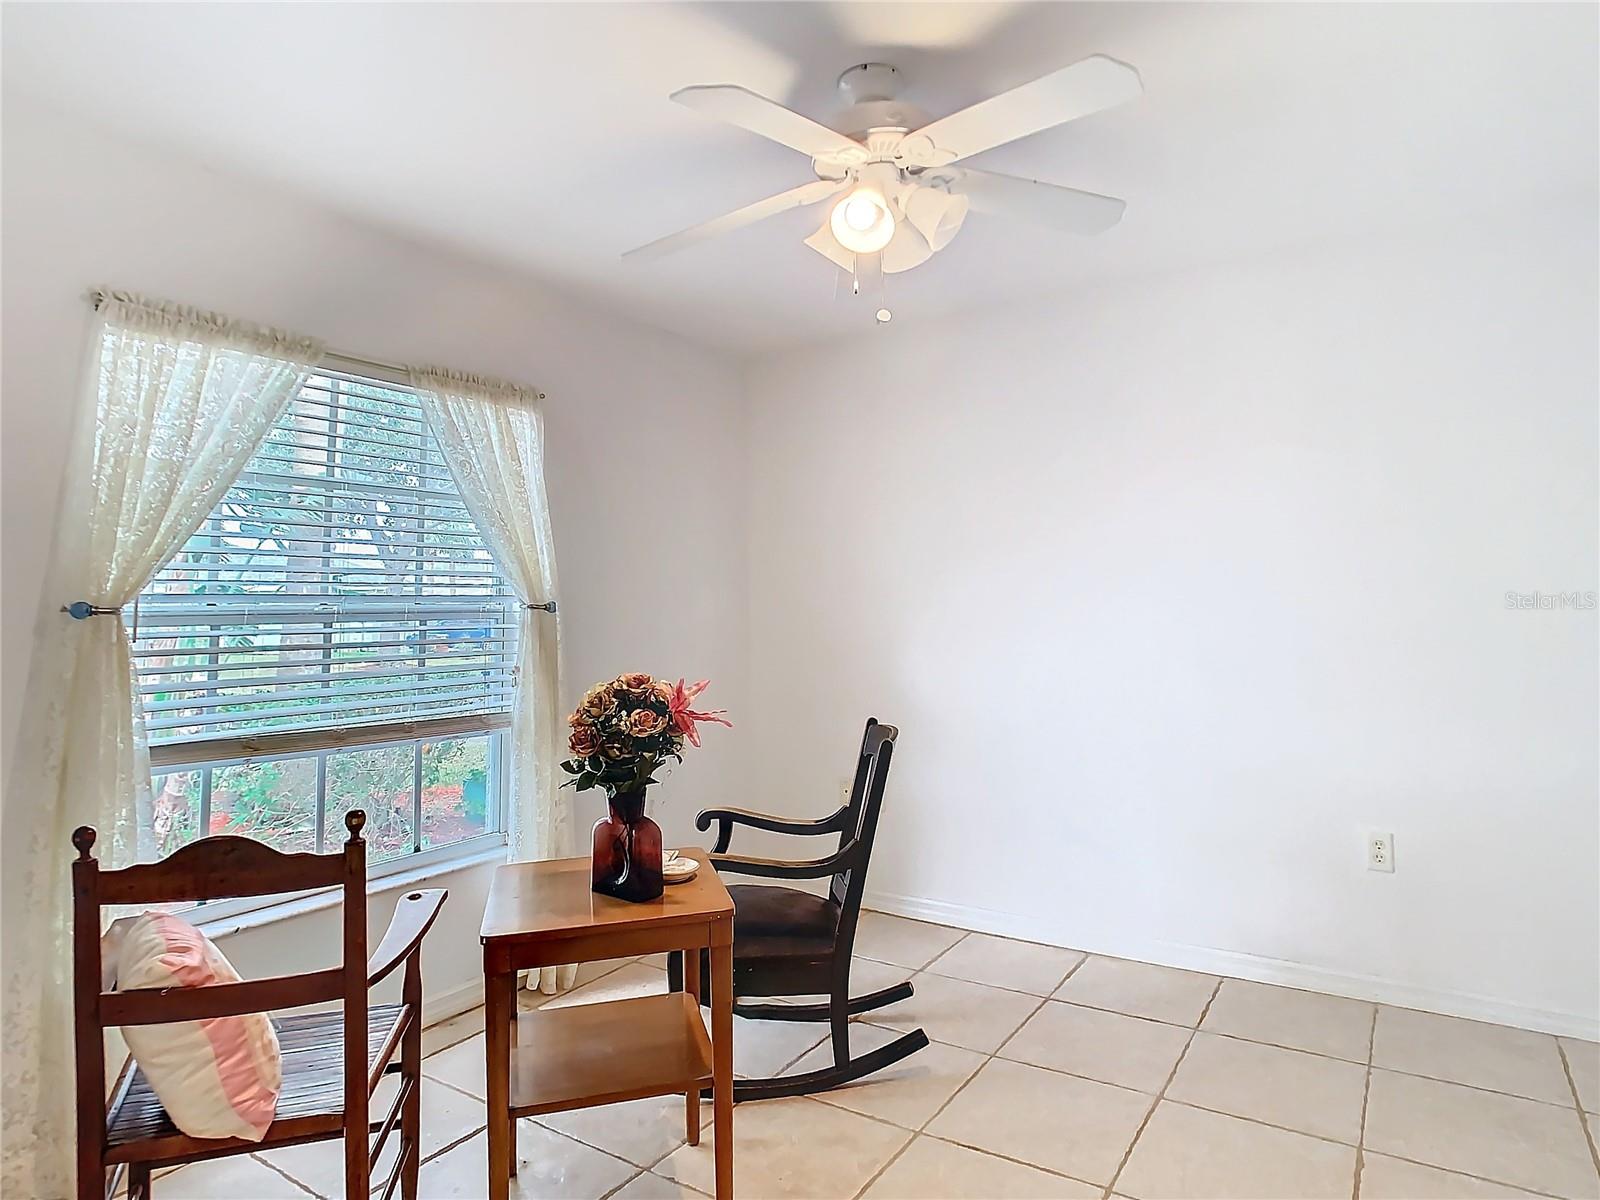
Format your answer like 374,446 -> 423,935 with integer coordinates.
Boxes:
561,673 -> 730,797
563,674 -> 730,902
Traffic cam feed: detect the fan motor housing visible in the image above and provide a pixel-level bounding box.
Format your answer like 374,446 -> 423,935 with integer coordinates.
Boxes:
834,63 -> 929,139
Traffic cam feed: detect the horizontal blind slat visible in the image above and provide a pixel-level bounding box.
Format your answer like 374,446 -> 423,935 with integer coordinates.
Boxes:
135,604 -> 518,624
142,675 -> 514,715
138,657 -> 518,696
130,630 -> 517,655
136,642 -> 514,670
136,370 -> 518,749
145,692 -> 510,733
225,471 -> 469,506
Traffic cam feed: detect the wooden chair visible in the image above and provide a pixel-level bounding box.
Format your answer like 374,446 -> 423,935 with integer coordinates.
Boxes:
668,718 -> 928,1101
72,809 -> 446,1200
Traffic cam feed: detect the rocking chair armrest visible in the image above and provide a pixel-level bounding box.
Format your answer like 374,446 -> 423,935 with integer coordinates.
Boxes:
696,805 -> 850,853
367,888 -> 447,988
709,840 -> 861,880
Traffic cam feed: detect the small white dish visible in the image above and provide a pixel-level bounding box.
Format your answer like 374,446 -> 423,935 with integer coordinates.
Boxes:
663,855 -> 700,884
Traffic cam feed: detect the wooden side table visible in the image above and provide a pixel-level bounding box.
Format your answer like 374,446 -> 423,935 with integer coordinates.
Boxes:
480,855 -> 734,1200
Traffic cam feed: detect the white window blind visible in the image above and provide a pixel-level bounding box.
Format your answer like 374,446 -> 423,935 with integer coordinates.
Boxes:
134,369 -> 517,766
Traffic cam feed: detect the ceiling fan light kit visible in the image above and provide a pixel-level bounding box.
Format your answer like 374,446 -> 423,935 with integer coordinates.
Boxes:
829,170 -> 897,254
625,54 -> 1143,323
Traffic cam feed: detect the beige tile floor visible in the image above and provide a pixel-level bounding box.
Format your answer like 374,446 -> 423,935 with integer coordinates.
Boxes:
144,912 -> 1600,1199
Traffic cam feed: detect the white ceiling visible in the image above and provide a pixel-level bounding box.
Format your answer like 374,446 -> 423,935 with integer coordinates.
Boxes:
4,2 -> 1595,354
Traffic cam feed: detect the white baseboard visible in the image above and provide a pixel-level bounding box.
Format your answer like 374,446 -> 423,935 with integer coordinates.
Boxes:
420,972 -> 570,1029
423,976 -> 485,1028
865,889 -> 1600,1042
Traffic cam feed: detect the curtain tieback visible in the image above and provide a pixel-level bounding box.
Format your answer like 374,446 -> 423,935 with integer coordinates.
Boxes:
62,602 -> 120,619
524,601 -> 558,613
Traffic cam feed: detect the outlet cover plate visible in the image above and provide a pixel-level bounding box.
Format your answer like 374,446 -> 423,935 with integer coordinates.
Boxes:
1367,830 -> 1395,873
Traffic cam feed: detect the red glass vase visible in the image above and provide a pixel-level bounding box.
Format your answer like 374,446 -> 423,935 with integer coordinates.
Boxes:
591,786 -> 664,902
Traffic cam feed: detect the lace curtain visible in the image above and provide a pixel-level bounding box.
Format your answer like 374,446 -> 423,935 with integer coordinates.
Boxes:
0,293 -> 324,1198
410,368 -> 575,996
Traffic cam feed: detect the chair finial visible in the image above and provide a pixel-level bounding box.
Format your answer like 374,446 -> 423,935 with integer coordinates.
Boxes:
71,826 -> 97,860
344,808 -> 367,843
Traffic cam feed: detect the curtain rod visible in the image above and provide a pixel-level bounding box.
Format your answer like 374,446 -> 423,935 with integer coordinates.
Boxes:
88,292 -> 546,401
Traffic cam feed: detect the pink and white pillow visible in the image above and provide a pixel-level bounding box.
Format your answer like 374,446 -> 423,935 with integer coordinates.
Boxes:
105,911 -> 282,1141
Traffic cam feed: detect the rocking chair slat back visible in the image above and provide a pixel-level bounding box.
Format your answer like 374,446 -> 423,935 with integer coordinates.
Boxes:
828,720 -> 897,947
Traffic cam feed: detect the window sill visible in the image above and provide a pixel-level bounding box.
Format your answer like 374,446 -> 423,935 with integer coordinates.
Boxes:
196,841 -> 509,940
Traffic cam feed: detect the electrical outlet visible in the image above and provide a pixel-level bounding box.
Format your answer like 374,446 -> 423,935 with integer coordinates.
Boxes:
1366,831 -> 1395,873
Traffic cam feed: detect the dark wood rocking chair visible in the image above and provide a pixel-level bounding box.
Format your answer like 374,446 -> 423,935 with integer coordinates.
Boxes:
668,718 -> 929,1101
71,809 -> 446,1200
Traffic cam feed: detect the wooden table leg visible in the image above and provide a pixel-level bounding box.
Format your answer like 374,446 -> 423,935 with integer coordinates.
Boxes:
684,946 -> 702,1145
709,938 -> 734,1200
507,978 -> 520,1177
485,967 -> 514,1200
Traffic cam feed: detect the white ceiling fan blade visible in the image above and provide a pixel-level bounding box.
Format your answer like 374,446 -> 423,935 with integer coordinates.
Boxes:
951,168 -> 1126,235
672,85 -> 864,160
624,179 -> 847,262
904,55 -> 1141,164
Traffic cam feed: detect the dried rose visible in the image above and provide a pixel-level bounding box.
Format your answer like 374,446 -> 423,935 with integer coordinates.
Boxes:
627,708 -> 667,737
615,672 -> 656,695
577,684 -> 617,721
569,725 -> 600,757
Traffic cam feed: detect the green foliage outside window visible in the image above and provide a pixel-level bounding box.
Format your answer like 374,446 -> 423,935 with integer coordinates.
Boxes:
152,735 -> 492,861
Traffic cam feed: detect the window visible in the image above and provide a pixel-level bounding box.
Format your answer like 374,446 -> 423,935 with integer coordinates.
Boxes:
135,365 -> 515,889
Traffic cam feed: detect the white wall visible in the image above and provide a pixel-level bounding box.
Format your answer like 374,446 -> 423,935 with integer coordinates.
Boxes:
0,98 -> 749,1008
744,205 -> 1600,1037
5,97 -> 1595,1040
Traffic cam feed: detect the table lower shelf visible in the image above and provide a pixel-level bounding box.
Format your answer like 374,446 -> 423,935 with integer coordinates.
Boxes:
508,991 -> 714,1118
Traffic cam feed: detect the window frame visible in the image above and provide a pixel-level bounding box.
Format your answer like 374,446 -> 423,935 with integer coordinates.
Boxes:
138,354 -> 515,908
153,728 -> 510,925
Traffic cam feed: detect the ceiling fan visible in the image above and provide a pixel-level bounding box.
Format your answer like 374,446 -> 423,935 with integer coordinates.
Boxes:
624,55 -> 1142,314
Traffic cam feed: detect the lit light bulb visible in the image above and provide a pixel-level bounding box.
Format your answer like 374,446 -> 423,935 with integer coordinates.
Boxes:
830,187 -> 895,254
842,195 -> 879,231
875,308 -> 892,324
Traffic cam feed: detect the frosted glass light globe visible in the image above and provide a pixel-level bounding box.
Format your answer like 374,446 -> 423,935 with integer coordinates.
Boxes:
830,188 -> 894,254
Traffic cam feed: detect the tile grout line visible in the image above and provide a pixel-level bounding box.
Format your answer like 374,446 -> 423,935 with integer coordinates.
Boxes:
857,954 -> 1393,1195
636,1113 -> 715,1198
907,1129 -> 1108,1193
915,927 -> 970,971
851,972 -> 1075,1196
247,1151 -> 321,1198
1352,1150 -> 1571,1200
596,1167 -> 647,1200
985,991 -> 1057,1070
918,948 -> 1089,1000
1556,1039 -> 1600,1180
848,999 -> 1589,1116
209,929 -> 1581,1200
847,952 -> 1090,1199
302,947 -> 1585,1200
835,989 -> 1579,1200
848,1128 -> 916,1200
1352,1005 -> 1378,1200
1100,976 -> 1224,1200
1356,1063 -> 1587,1112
